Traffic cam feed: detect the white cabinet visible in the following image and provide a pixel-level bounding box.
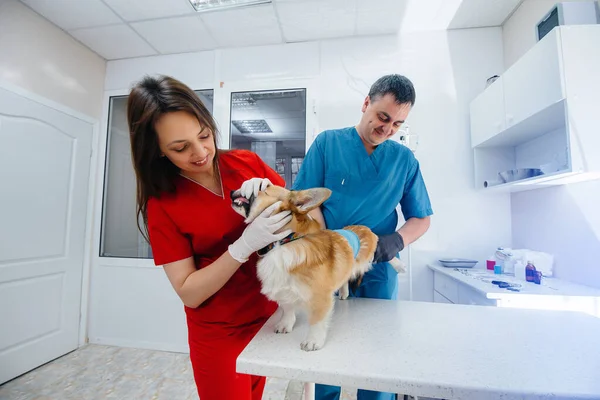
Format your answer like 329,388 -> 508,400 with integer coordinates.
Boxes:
469,77 -> 506,147
469,26 -> 600,192
429,265 -> 600,318
457,285 -> 497,307
560,25 -> 600,175
502,29 -> 565,129
433,271 -> 459,303
433,271 -> 497,306
433,290 -> 453,304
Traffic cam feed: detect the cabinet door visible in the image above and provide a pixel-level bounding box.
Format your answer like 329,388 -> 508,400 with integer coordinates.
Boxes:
470,77 -> 505,147
457,285 -> 496,307
560,26 -> 600,173
433,272 -> 459,303
502,28 -> 565,128
434,290 -> 453,304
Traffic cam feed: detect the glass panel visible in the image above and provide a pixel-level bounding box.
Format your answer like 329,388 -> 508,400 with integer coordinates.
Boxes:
230,89 -> 306,188
100,90 -> 214,258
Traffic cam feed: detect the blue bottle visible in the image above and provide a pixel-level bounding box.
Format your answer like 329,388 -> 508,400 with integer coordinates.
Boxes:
525,261 -> 536,283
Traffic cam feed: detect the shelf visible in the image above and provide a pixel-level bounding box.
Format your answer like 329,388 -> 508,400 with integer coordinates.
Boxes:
481,168 -> 572,192
469,26 -> 600,192
480,171 -> 600,193
474,99 -> 566,149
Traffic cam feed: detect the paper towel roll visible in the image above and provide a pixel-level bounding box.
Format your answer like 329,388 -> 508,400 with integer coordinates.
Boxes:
484,179 -> 503,188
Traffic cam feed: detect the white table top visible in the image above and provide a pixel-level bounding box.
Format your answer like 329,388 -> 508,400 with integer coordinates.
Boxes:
237,298 -> 600,400
428,264 -> 600,299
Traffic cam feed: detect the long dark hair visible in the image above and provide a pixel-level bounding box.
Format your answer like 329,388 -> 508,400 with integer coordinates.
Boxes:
127,75 -> 220,240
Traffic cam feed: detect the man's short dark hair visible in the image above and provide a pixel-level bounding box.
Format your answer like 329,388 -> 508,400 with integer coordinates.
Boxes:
368,74 -> 416,106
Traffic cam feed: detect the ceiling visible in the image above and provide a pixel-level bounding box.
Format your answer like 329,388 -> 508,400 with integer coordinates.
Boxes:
19,0 -> 524,61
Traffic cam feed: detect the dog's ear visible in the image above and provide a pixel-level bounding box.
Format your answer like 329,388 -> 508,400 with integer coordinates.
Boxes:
290,188 -> 332,213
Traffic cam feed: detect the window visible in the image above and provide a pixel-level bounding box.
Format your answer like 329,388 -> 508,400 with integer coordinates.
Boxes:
229,89 -> 307,188
99,90 -> 214,258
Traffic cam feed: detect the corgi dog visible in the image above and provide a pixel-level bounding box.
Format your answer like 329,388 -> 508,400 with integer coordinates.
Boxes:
230,184 -> 406,351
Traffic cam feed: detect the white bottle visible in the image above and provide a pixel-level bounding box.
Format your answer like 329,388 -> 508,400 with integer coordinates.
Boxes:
513,260 -> 527,282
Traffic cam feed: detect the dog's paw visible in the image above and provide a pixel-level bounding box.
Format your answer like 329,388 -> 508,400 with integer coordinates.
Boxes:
300,328 -> 326,351
300,339 -> 324,351
389,257 -> 407,273
274,306 -> 296,334
274,312 -> 296,334
274,321 -> 294,334
339,283 -> 349,300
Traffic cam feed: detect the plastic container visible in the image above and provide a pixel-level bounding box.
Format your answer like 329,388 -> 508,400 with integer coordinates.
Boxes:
514,261 -> 527,281
486,259 -> 495,270
503,255 -> 515,275
493,248 -> 514,275
494,247 -> 507,270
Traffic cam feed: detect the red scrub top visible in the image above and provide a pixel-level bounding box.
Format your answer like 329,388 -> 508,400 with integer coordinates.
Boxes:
146,149 -> 283,338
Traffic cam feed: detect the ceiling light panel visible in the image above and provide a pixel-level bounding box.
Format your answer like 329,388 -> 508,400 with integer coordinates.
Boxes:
188,0 -> 272,13
232,120 -> 273,134
231,94 -> 257,110
250,91 -> 298,100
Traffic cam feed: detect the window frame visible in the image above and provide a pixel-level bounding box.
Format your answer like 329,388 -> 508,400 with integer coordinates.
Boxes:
94,79 -> 318,266
95,88 -> 215,266
215,78 -> 319,151
229,87 -> 307,188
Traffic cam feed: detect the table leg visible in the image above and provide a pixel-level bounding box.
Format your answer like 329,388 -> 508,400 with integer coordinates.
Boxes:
303,382 -> 315,400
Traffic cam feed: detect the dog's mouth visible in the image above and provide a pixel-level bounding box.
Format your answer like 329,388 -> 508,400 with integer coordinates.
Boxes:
230,190 -> 253,218
232,196 -> 249,207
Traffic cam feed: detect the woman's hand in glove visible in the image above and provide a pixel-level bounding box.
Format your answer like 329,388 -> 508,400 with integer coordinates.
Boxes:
240,178 -> 272,199
228,201 -> 292,263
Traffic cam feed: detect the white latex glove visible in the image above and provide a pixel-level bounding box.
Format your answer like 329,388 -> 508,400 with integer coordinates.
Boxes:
240,177 -> 272,199
228,201 -> 293,263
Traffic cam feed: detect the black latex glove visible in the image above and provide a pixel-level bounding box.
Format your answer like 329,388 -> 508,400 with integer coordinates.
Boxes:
373,232 -> 405,263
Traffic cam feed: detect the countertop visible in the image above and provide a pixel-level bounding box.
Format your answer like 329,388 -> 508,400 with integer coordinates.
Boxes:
236,298 -> 600,400
428,263 -> 600,299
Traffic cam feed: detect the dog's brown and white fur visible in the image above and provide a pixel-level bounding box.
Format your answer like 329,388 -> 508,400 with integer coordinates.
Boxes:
230,184 -> 405,351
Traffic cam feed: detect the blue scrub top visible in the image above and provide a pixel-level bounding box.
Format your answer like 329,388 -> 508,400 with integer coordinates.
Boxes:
292,127 -> 433,235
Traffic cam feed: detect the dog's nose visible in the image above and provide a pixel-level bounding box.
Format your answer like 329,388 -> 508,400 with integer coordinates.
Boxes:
230,190 -> 236,199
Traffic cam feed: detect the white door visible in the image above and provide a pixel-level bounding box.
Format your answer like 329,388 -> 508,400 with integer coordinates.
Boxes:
0,86 -> 92,384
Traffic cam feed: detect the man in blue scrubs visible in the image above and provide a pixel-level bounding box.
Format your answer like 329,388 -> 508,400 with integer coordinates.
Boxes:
292,74 -> 433,400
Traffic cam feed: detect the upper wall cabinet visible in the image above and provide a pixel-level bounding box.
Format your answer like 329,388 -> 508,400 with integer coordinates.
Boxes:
469,76 -> 506,147
469,25 -> 600,192
502,28 -> 565,130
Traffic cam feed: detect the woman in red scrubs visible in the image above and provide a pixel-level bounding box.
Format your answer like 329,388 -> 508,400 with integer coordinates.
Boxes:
127,75 -> 292,400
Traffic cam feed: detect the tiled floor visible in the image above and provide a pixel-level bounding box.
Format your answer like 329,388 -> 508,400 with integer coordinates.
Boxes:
0,344 -> 357,400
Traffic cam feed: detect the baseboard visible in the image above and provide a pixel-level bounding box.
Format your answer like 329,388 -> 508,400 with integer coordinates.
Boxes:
87,336 -> 189,354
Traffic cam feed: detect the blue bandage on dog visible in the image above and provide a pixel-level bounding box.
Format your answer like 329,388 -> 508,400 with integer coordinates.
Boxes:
333,229 -> 361,258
